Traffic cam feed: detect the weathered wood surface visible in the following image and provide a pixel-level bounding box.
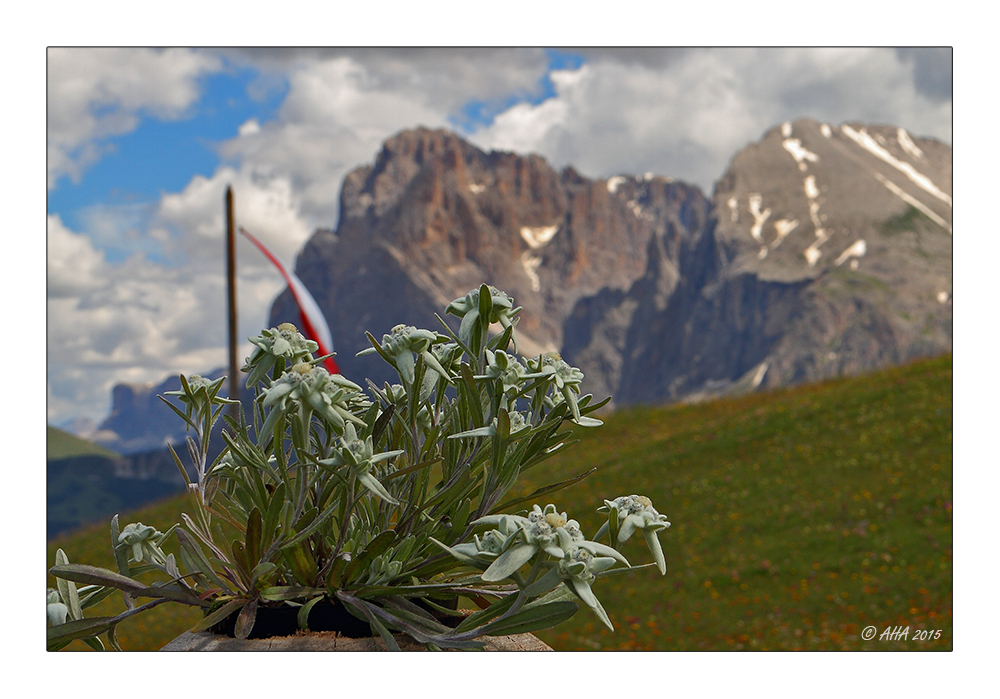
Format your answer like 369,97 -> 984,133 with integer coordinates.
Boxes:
160,630 -> 553,651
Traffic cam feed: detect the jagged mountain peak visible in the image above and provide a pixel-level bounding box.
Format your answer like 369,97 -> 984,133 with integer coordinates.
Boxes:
713,118 -> 951,281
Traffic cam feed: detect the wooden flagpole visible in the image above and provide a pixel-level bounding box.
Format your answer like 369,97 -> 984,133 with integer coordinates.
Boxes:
225,185 -> 239,418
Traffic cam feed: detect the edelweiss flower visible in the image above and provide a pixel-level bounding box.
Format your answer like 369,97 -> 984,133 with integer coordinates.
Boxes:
446,284 -> 521,351
476,350 -> 548,400
597,495 -> 671,574
448,528 -> 513,564
243,323 -> 320,387
527,353 -> 602,426
319,423 -> 403,504
162,374 -> 233,419
118,522 -> 167,564
259,363 -> 365,437
358,324 -> 453,387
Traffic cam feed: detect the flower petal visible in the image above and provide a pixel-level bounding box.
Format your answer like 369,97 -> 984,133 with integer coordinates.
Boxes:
643,528 -> 667,575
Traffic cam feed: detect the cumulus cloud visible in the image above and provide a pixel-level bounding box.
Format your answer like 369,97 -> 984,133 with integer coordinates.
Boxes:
221,47 -> 551,113
46,210 -> 284,424
470,48 -> 952,191
47,47 -> 222,188
215,50 -> 558,228
47,214 -> 107,297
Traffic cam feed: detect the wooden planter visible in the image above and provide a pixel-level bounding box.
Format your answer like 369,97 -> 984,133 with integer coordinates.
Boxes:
161,629 -> 552,651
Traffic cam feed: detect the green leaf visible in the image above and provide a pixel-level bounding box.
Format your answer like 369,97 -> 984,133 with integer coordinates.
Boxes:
357,602 -> 401,651
78,585 -> 117,611
157,394 -> 198,433
81,636 -> 105,652
357,471 -> 400,505
246,507 -> 263,568
381,456 -> 440,482
175,528 -> 232,593
362,331 -> 398,367
251,562 -> 278,586
643,528 -> 667,575
281,541 -> 318,586
258,586 -> 325,602
452,593 -> 517,634
106,625 -> 122,651
261,481 -> 287,552
343,530 -> 397,585
448,424 -> 495,440
46,616 -> 117,650
481,600 -> 579,636
110,515 -> 131,579
235,597 -> 257,641
189,599 -> 245,633
234,598 -> 258,640
474,282 -> 490,319
54,549 -> 83,622
458,363 -> 484,428
568,578 -> 614,631
278,499 -> 341,551
490,467 -> 598,515
165,443 -> 193,489
49,564 -> 209,607
608,507 -> 620,550
297,595 -> 326,630
481,543 -> 537,582
371,402 -> 395,444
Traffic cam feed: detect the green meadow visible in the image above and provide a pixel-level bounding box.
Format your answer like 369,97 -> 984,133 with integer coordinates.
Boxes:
47,354 -> 952,651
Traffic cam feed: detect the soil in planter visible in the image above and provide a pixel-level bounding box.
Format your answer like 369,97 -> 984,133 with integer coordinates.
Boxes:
208,597 -> 461,640
209,599 -> 370,639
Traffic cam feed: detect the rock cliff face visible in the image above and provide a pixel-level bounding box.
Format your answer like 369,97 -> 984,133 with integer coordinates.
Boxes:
269,127 -> 713,390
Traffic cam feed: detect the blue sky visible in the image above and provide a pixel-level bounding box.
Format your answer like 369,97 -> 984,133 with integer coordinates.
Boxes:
46,47 -> 954,432
48,50 -> 587,233
49,67 -> 287,249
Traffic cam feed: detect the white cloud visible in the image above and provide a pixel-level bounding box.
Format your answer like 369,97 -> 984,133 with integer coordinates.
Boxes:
470,48 -> 952,191
46,211 -> 283,424
217,54 -> 456,226
47,214 -> 107,297
47,47 -> 222,188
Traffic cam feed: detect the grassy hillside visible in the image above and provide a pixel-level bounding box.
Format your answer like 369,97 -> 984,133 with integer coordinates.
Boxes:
47,425 -> 119,461
47,354 -> 952,651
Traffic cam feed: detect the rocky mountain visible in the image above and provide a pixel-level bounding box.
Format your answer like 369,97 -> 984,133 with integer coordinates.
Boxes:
96,118 -> 951,452
94,368 -> 255,456
565,118 -> 952,405
269,127 -> 714,391
270,119 -> 951,406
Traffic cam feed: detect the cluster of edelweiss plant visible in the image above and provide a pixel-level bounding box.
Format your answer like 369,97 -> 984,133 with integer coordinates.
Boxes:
48,285 -> 671,651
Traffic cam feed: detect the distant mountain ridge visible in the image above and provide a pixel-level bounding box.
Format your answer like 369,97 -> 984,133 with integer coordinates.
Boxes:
92,118 -> 951,453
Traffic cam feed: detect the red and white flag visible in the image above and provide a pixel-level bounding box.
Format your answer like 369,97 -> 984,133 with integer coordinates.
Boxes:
239,226 -> 340,374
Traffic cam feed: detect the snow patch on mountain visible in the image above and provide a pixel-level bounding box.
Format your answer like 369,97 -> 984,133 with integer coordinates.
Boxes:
834,239 -> 867,269
874,173 -> 952,234
520,225 -> 559,249
606,176 -> 627,194
748,194 -> 771,245
897,128 -> 924,159
840,125 -> 952,206
783,138 -> 819,170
